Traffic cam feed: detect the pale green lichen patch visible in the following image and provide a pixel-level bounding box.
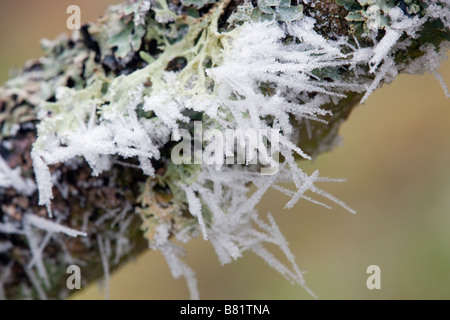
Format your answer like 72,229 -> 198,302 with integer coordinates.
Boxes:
337,0 -> 426,34
228,0 -> 303,25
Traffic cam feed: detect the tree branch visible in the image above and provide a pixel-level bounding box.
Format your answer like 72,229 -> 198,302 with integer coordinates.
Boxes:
0,0 -> 448,299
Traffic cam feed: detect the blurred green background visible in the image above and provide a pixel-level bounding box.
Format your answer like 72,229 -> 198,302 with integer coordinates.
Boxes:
1,0 -> 449,300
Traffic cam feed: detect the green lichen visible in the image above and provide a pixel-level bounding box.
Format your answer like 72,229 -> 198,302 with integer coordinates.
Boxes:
138,163 -> 202,245
337,0 -> 426,35
182,0 -> 218,8
228,0 -> 303,26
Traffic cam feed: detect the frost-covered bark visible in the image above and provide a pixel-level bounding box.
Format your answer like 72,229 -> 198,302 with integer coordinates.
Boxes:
0,0 -> 448,299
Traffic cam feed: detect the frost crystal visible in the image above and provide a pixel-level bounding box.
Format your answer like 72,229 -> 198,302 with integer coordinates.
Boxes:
0,156 -> 36,196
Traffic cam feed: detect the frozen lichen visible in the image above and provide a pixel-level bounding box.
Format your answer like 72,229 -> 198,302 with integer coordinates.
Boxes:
337,0 -> 428,35
228,0 -> 304,25
0,0 -> 449,299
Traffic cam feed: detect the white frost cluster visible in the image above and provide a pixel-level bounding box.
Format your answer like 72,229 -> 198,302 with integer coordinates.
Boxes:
0,155 -> 36,196
425,0 -> 450,29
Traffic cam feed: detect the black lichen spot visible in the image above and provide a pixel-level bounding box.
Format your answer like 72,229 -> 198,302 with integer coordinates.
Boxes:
66,77 -> 75,88
0,140 -> 10,160
80,25 -> 101,63
24,62 -> 43,73
166,57 -> 188,71
218,0 -> 245,30
67,39 -> 76,49
147,39 -> 163,56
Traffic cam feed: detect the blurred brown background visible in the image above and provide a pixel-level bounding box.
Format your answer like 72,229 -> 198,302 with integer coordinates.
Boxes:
0,0 -> 449,300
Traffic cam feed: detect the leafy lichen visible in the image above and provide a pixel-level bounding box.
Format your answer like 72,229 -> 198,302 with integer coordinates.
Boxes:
337,0 -> 428,35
